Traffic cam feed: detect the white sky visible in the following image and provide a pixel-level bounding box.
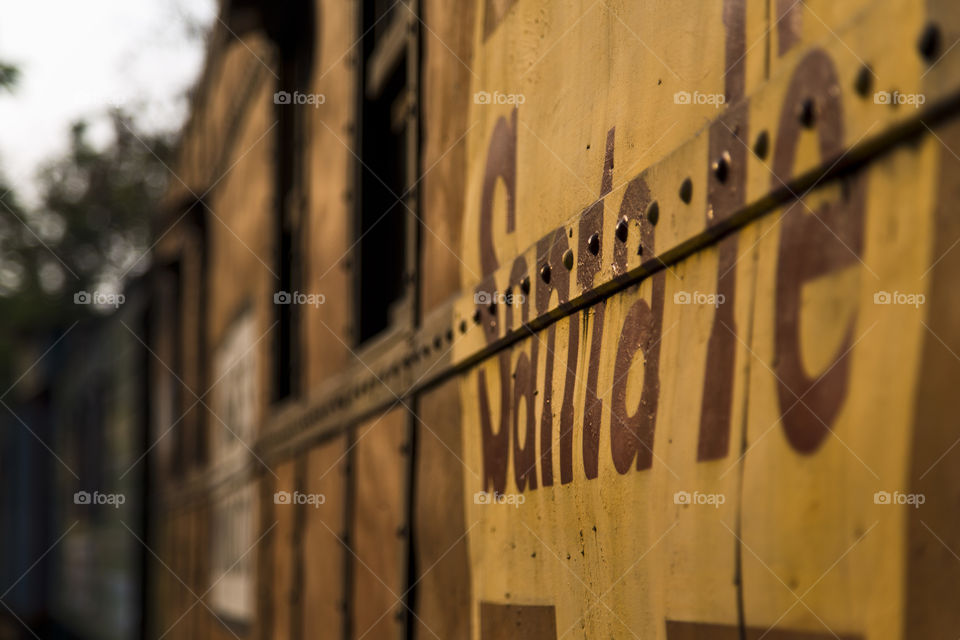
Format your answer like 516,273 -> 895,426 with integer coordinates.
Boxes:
0,0 -> 217,205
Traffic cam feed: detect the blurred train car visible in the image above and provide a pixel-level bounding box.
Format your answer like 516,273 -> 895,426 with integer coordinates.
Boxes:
0,342 -> 57,636
0,284 -> 150,639
9,0 -> 960,638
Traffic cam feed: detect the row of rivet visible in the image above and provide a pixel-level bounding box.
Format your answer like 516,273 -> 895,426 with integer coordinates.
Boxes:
300,21 -> 947,423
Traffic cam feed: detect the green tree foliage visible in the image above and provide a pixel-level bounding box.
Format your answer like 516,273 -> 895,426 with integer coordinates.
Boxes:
0,62 -> 17,91
0,108 -> 173,384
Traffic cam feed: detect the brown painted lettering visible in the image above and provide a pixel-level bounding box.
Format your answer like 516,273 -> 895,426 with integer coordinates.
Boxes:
610,272 -> 666,473
479,352 -> 511,493
535,229 -> 579,485
698,102 -> 749,461
772,49 -> 867,453
512,351 -> 537,491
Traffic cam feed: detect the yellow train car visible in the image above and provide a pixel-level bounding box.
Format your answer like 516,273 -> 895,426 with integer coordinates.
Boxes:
144,0 -> 960,638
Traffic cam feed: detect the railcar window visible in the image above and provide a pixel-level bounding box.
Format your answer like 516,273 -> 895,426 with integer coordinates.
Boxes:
355,0 -> 419,344
272,1 -> 314,402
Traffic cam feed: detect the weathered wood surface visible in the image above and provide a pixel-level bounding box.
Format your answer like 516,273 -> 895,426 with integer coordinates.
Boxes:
147,0 -> 960,638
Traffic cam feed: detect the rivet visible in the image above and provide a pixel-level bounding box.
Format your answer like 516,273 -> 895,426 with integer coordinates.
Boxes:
472,309 -> 481,324
540,263 -> 551,284
918,22 -> 941,63
562,249 -> 574,270
646,201 -> 659,226
520,276 -> 531,295
587,232 -> 600,255
798,98 -> 816,128
679,178 -> 693,204
487,298 -> 497,315
854,65 -> 873,98
433,336 -> 442,349
712,151 -> 731,183
446,329 -> 453,342
615,217 -> 629,242
459,320 -> 468,333
753,130 -> 770,159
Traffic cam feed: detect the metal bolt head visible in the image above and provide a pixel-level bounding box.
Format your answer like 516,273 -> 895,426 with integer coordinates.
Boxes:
587,232 -> 600,255
562,249 -> 574,270
540,263 -> 551,284
798,98 -> 816,128
520,276 -> 531,295
615,217 -> 629,242
854,65 -> 873,98
918,22 -> 941,62
753,130 -> 769,159
712,151 -> 731,183
647,200 -> 659,226
679,178 -> 693,204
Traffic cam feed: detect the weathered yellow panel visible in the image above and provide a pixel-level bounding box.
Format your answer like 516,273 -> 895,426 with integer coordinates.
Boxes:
460,224 -> 760,637
739,131 -> 939,638
458,108 -> 953,638
460,0 -> 769,285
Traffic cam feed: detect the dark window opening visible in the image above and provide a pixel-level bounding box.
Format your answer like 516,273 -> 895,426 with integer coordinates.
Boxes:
271,1 -> 315,402
164,259 -> 184,475
356,0 -> 417,344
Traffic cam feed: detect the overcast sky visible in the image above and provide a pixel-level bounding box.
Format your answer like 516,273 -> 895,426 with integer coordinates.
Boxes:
0,0 -> 217,205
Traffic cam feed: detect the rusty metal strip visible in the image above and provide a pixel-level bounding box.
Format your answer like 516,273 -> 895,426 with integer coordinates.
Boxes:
191,0 -> 957,478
